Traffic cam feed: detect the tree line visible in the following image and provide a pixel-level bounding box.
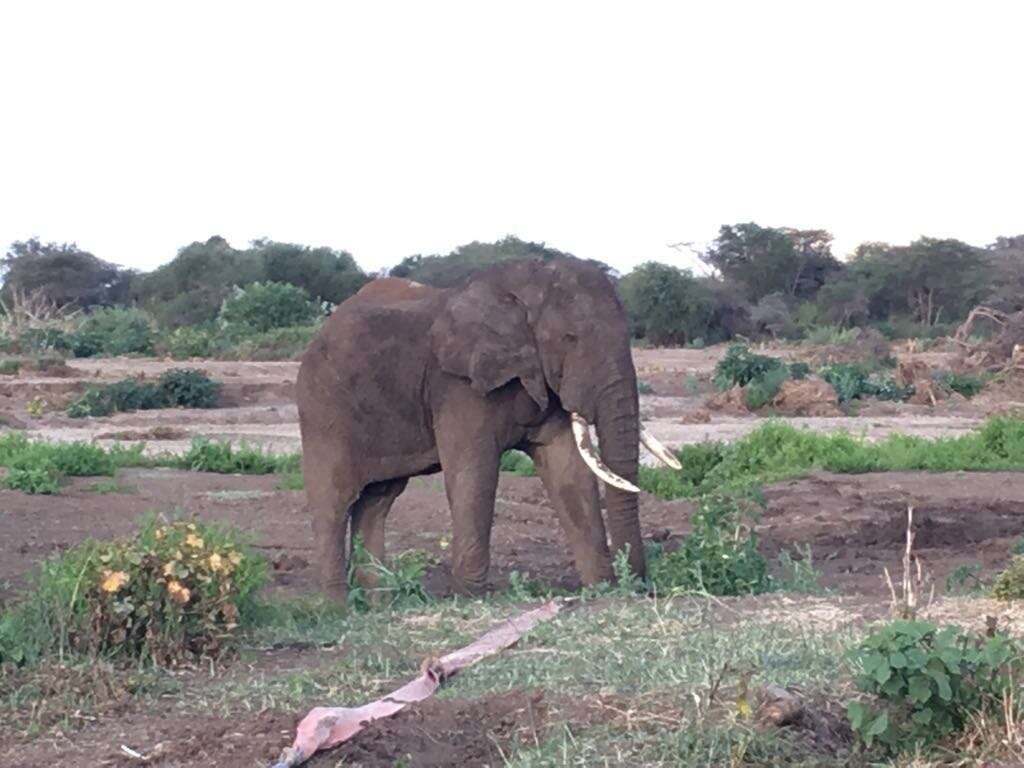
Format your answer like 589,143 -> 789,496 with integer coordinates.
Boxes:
2,227 -> 1022,344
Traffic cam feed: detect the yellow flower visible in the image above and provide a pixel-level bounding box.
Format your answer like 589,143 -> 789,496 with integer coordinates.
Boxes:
166,580 -> 191,604
100,570 -> 129,593
185,534 -> 204,549
208,553 -> 223,572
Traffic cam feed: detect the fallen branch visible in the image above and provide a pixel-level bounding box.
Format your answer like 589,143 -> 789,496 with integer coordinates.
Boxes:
270,599 -> 566,768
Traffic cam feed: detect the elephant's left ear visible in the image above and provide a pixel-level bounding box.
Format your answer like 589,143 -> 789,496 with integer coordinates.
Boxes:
430,281 -> 549,410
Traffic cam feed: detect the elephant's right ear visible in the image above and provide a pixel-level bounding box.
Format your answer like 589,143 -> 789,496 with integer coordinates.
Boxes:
430,281 -> 549,410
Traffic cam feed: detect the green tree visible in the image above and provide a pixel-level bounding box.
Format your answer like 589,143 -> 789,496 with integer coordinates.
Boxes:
701,223 -> 840,302
390,235 -> 612,287
218,282 -> 320,333
254,240 -> 369,305
815,268 -> 870,327
850,237 -> 990,325
985,235 -> 1024,313
1,239 -> 132,309
132,236 -> 262,327
619,262 -> 716,346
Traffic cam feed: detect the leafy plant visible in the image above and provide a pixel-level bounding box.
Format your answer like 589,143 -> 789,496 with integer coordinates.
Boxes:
714,344 -> 787,390
945,563 -> 984,595
178,438 -> 298,475
637,380 -> 654,395
158,368 -> 220,408
218,282 -> 320,333
0,516 -> 266,666
932,369 -> 984,398
348,538 -> 433,611
648,490 -> 768,596
743,365 -> 789,410
992,555 -> 1024,600
500,450 -> 536,476
164,326 -> 214,359
638,441 -> 724,500
70,307 -> 155,357
847,621 -> 1022,753
2,455 -> 62,494
0,359 -> 20,375
772,545 -> 825,594
820,363 -> 913,403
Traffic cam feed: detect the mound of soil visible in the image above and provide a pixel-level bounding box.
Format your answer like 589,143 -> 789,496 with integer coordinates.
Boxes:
802,328 -> 892,367
705,385 -> 749,414
330,691 -> 545,767
770,379 -> 842,417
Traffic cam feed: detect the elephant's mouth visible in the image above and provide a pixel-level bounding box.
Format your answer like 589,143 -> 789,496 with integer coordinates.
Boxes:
569,413 -> 681,492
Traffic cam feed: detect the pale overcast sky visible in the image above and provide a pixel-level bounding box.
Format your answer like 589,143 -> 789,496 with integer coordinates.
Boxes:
1,1 -> 1021,276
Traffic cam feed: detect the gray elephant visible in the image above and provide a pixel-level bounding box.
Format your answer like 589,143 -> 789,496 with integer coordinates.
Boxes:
296,257 -> 680,603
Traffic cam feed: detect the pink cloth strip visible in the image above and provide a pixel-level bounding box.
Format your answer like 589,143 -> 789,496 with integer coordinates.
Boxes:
271,600 -> 563,768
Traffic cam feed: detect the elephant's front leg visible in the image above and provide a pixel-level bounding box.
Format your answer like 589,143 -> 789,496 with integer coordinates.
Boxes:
434,404 -> 502,594
527,412 -> 614,585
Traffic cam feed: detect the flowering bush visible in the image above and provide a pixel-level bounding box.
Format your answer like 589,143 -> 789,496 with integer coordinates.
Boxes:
87,518 -> 266,664
0,516 -> 266,666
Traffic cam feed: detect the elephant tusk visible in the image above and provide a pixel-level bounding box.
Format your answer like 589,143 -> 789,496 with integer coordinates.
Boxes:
570,413 -> 641,494
640,426 -> 682,470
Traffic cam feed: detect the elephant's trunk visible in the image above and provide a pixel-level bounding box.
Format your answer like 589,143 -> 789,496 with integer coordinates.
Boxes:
595,376 -> 645,580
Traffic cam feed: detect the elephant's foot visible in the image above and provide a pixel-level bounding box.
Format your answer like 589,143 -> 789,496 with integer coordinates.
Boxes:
320,578 -> 349,606
451,571 -> 491,597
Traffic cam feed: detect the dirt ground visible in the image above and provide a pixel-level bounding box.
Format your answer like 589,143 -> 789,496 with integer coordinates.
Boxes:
3,346 -> 1024,767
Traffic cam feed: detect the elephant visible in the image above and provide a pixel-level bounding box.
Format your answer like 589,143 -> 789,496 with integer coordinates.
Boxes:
295,257 -> 681,603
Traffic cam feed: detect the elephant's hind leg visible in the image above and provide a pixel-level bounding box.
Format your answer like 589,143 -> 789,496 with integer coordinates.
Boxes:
303,452 -> 359,605
349,478 -> 408,598
528,413 -> 614,585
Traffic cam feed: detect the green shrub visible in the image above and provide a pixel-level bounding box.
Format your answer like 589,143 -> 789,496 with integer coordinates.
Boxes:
744,365 -> 789,410
0,517 -> 266,666
158,368 -> 220,408
648,490 -> 768,596
500,450 -> 536,476
992,555 -> 1024,600
178,438 -> 297,475
714,344 -> 787,390
638,442 -> 724,500
2,455 -> 62,494
637,380 -> 654,395
820,363 -> 914,403
17,327 -> 72,354
219,282 -> 320,333
217,324 -> 318,361
847,621 -> 1022,753
787,361 -> 810,380
71,307 -> 154,357
67,369 -> 218,418
348,538 -> 433,611
0,359 -> 20,375
932,370 -> 984,398
164,326 -> 214,359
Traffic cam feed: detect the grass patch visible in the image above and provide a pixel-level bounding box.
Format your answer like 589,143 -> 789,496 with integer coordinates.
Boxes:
177,438 -> 299,475
500,449 -> 536,476
640,416 -> 1024,500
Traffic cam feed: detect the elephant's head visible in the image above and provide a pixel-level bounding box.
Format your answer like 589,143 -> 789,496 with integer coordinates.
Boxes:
430,258 -> 679,579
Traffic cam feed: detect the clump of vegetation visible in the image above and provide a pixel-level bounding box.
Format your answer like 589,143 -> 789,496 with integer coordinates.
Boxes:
348,539 -> 433,611
163,325 -> 214,359
638,441 -> 724,499
178,438 -> 299,475
992,555 -> 1024,600
0,359 -> 20,375
648,490 -> 768,596
819,362 -> 913,403
67,368 -> 220,417
743,365 -> 790,410
847,621 -> 1022,754
500,449 -> 536,476
713,344 -> 787,389
0,433 -> 137,493
0,517 -> 266,666
932,369 -> 985,398
69,307 -> 155,357
637,380 -> 654,395
216,324 -> 318,361
218,281 -> 321,334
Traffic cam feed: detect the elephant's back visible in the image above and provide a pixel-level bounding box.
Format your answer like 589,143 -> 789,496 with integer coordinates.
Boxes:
296,284 -> 441,464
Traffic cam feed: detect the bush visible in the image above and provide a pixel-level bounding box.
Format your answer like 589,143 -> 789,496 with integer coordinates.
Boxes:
217,324 -> 318,361
933,370 -> 984,398
648,490 -> 768,596
0,359 -> 20,375
67,369 -> 219,418
743,365 -> 790,410
3,455 -> 62,494
714,344 -> 786,390
348,539 -> 433,611
159,368 -> 220,408
218,282 -> 320,333
847,621 -> 1022,753
500,450 -> 536,476
0,516 -> 266,665
164,326 -> 214,359
638,442 -> 724,499
820,362 -> 913,403
178,438 -> 298,475
992,555 -> 1024,600
71,307 -> 155,357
